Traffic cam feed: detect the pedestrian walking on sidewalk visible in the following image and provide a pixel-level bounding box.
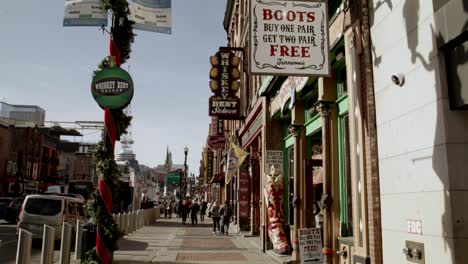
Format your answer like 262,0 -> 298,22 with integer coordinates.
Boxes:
180,201 -> 189,224
177,200 -> 183,218
210,201 -> 221,234
190,200 -> 200,225
200,200 -> 208,222
220,200 -> 233,236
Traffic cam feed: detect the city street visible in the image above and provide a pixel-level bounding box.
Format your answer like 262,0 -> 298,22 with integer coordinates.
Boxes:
0,220 -> 18,263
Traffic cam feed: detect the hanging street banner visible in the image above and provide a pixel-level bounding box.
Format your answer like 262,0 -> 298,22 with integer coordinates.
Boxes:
129,0 -> 172,34
250,0 -> 330,76
209,50 -> 242,120
63,0 -> 108,27
225,147 -> 237,184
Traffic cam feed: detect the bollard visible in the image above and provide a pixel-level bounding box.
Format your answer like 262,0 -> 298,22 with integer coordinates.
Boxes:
124,212 -> 128,234
130,211 -> 135,232
41,225 -> 55,264
155,206 -> 160,220
16,228 -> 32,264
136,210 -> 141,229
59,222 -> 72,264
117,213 -> 122,233
74,220 -> 83,260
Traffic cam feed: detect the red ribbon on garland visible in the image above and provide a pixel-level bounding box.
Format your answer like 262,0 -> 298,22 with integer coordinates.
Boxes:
110,36 -> 121,67
96,227 -> 111,264
99,179 -> 113,214
104,108 -> 117,151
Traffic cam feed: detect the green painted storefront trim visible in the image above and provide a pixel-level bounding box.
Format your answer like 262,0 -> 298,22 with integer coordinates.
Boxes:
284,134 -> 294,148
337,95 -> 348,116
305,114 -> 322,136
257,76 -> 274,96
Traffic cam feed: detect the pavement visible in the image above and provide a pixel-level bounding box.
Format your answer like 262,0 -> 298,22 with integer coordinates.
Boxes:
102,216 -> 282,264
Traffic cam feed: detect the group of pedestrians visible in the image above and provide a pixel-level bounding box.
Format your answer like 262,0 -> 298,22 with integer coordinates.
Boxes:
176,199 -> 208,225
209,200 -> 233,236
163,199 -> 234,236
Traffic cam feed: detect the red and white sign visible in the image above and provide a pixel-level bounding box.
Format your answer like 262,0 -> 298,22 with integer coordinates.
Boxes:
250,0 -> 330,76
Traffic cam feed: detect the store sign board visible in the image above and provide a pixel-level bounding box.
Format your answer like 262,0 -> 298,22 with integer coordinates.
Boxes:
265,150 -> 283,174
298,228 -> 323,263
250,0 -> 330,76
207,135 -> 225,150
209,50 -> 242,119
91,67 -> 134,109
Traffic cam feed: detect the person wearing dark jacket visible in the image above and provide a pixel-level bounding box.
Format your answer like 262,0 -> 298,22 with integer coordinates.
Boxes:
190,201 -> 200,225
200,200 -> 208,221
180,201 -> 189,224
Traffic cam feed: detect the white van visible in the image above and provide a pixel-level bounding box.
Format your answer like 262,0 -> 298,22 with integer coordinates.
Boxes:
18,194 -> 87,239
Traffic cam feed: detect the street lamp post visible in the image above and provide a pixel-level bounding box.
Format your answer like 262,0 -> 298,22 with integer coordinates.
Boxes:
183,146 -> 188,200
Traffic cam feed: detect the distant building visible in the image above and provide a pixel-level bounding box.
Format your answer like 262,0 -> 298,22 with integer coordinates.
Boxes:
0,101 -> 45,126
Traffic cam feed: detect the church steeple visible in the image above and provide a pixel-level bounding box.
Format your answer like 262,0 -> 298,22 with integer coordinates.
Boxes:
164,146 -> 173,172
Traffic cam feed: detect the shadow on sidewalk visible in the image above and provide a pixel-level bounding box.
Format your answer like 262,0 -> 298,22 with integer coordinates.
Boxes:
118,238 -> 149,251
153,219 -> 212,228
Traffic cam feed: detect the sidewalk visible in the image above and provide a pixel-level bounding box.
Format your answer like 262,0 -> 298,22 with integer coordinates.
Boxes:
111,216 -> 280,264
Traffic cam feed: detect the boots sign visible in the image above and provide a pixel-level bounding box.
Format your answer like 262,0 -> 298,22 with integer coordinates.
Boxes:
209,50 -> 242,119
250,0 -> 330,76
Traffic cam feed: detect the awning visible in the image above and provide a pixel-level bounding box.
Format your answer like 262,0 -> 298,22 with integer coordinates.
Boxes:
210,172 -> 225,184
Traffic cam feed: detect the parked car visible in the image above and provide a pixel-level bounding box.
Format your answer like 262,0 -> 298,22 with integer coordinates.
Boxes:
0,197 -> 23,223
17,194 -> 86,239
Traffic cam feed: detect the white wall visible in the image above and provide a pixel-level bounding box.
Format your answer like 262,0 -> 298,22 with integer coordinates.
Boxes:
370,0 -> 468,263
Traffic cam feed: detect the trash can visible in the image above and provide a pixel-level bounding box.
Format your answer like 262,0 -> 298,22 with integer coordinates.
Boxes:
81,223 -> 96,264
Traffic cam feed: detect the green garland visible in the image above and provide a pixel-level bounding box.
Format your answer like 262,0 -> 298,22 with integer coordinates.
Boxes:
83,113 -> 132,264
83,0 -> 135,262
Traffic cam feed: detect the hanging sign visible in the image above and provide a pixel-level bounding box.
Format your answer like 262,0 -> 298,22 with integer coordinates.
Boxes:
129,0 -> 172,34
91,67 -> 134,109
250,0 -> 330,76
298,228 -> 324,263
63,0 -> 108,27
209,50 -> 242,119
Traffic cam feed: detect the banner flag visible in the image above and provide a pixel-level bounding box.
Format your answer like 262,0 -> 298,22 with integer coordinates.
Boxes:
225,142 -> 249,184
129,0 -> 172,34
231,142 -> 249,169
63,0 -> 108,27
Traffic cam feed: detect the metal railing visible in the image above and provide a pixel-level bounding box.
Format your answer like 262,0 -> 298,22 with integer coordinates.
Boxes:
16,207 -> 160,264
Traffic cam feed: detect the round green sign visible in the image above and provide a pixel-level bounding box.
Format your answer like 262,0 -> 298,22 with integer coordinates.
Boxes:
91,67 -> 134,109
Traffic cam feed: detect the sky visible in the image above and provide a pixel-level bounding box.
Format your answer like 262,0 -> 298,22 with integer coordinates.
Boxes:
0,0 -> 227,173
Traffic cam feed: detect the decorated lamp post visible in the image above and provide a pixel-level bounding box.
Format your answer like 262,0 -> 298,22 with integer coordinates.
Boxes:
84,1 -> 135,263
